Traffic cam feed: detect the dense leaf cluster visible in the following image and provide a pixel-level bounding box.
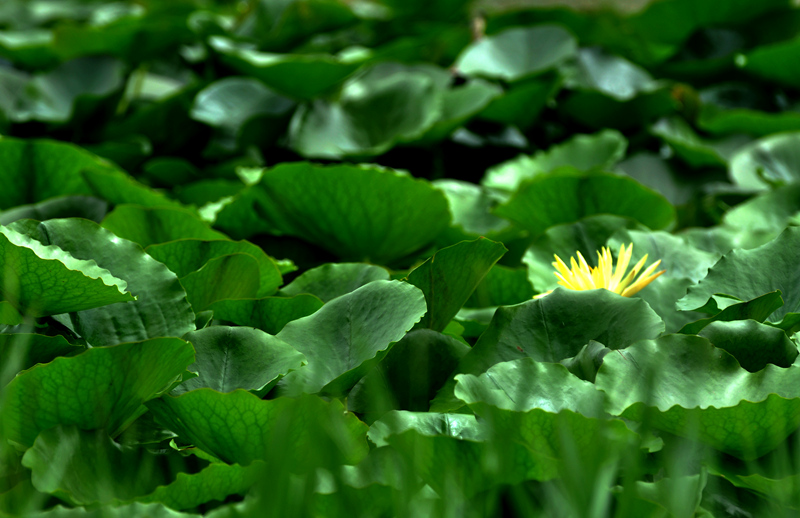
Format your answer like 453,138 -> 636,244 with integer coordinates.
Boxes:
3,0 -> 800,516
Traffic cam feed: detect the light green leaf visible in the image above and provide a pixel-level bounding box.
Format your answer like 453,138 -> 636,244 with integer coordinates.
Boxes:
729,132 -> 800,191
431,289 -> 663,412
206,295 -> 323,335
454,25 -> 577,82
483,129 -> 628,193
174,326 -> 305,396
179,254 -> 260,312
145,239 -> 283,298
208,36 -> 363,100
9,218 -> 195,345
280,262 -> 389,302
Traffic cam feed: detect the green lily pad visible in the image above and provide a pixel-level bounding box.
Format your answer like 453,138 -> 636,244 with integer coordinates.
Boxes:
280,263 -> 389,302
102,205 -> 228,249
494,168 -> 675,237
431,289 -> 664,412
597,334 -> 800,459
9,218 -> 195,345
208,36 -> 363,100
454,24 -> 577,82
0,138 -> 117,210
214,162 -> 450,264
698,320 -> 798,372
406,238 -> 506,332
276,280 -> 426,397
465,264 -> 535,307
0,224 -> 133,317
147,391 -> 368,469
483,129 -> 628,193
1,337 -> 194,447
729,132 -> 800,191
174,326 -> 305,397
0,195 -> 108,226
679,291 -> 785,335
0,333 -> 82,386
678,227 -> 800,321
206,295 -> 323,335
287,64 -> 443,158
145,239 -> 283,298
178,254 -> 260,312
650,116 -> 751,168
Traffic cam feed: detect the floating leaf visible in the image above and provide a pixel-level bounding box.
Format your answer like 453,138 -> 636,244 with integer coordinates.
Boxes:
102,205 -> 227,249
406,239 -> 506,332
276,280 -> 426,396
9,218 -> 195,345
178,254 -> 260,312
1,337 -> 194,447
174,326 -> 305,396
454,25 -> 577,82
206,295 -> 323,335
0,224 -> 133,317
494,168 -> 675,237
147,391 -> 368,469
598,334 -> 800,459
280,263 -> 389,302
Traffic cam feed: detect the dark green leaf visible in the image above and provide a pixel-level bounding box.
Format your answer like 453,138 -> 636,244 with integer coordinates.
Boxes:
431,289 -> 664,411
698,320 -> 798,372
679,291 -> 785,335
493,168 -> 676,237
147,391 -> 368,469
0,333 -> 82,386
1,337 -> 194,447
102,205 -> 228,249
597,334 -> 800,459
406,238 -> 506,332
0,224 -> 134,317
179,254 -> 260,312
10,218 -> 195,345
215,162 -> 450,263
206,295 -> 323,335
145,239 -> 283,298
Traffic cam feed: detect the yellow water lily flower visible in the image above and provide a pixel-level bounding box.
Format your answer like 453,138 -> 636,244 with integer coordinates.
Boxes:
534,243 -> 665,299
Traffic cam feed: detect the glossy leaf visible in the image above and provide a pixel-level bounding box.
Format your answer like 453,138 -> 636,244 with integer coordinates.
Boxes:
276,280 -> 426,396
431,289 -> 663,411
214,162 -> 450,263
406,238 -> 506,332
174,326 -> 305,396
454,25 -> 577,82
178,254 -> 260,312
102,205 -> 227,249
